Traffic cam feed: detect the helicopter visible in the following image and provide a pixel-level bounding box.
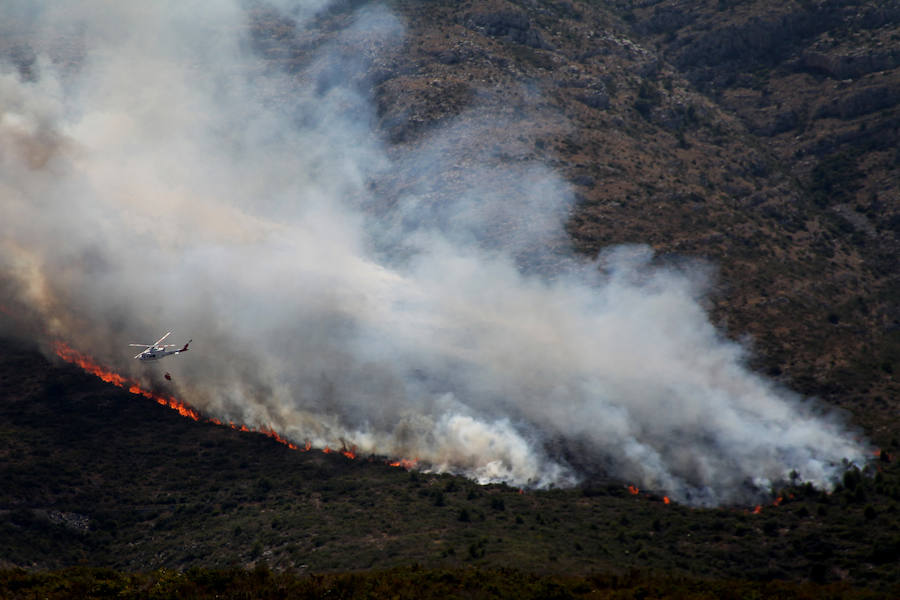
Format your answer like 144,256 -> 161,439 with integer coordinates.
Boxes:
129,331 -> 191,361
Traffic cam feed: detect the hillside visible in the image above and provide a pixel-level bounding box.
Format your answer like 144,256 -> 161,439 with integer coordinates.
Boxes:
357,0 -> 900,431
239,0 -> 900,434
627,0 -> 900,436
1,0 -> 899,595
2,339 -> 899,591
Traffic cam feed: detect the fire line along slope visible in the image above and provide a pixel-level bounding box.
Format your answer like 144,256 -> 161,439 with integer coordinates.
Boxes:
1,337 -> 899,592
0,0 -> 881,509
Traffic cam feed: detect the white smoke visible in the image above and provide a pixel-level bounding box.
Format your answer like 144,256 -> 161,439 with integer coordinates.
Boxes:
0,0 -> 869,505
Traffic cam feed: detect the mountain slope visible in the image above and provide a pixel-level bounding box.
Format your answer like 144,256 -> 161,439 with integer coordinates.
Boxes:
1,0 -> 899,591
245,0 -> 900,435
626,0 -> 900,436
2,339 -> 899,591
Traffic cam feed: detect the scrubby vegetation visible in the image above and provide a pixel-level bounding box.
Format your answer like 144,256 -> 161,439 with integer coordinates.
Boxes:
2,345 -> 900,594
0,565 -> 886,600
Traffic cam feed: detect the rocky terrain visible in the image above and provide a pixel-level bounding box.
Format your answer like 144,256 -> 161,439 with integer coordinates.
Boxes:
246,0 -> 900,437
2,0 -> 899,595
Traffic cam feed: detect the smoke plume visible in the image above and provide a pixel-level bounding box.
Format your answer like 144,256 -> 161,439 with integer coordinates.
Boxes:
0,0 -> 868,505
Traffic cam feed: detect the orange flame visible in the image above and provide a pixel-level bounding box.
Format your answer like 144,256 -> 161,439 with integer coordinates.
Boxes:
259,426 -> 299,450
663,496 -> 670,505
752,505 -> 762,514
53,341 -> 200,420
627,485 -> 640,495
53,340 -> 418,470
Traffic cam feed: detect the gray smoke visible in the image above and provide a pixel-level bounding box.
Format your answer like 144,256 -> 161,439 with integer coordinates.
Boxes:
0,0 -> 869,505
